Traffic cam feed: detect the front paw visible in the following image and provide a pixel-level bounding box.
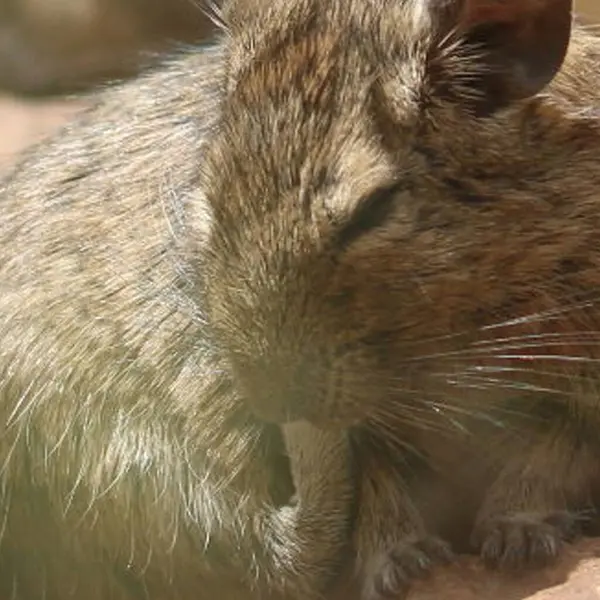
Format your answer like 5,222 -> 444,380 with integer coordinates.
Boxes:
362,536 -> 453,600
472,511 -> 580,570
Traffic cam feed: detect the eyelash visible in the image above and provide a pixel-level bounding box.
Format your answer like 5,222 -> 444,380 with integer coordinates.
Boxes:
334,182 -> 403,249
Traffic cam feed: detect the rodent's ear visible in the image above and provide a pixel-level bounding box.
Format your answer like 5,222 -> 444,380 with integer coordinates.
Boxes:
429,0 -> 573,114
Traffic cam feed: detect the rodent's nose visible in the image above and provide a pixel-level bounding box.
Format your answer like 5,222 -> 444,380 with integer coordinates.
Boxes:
231,357 -> 313,424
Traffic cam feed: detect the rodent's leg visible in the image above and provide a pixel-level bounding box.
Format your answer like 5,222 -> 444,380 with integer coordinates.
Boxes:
252,422 -> 354,599
472,424 -> 596,570
353,447 -> 452,600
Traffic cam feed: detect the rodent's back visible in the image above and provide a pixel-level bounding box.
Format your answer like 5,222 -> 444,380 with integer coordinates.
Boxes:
0,45 -> 295,599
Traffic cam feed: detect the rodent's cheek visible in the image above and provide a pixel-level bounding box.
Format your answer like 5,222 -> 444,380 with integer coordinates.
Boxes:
202,292 -> 254,351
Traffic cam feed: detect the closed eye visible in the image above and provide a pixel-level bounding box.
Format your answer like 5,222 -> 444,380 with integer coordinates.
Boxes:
334,182 -> 404,249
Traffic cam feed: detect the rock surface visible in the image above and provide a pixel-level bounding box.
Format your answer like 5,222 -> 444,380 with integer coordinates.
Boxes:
408,539 -> 600,600
328,538 -> 600,599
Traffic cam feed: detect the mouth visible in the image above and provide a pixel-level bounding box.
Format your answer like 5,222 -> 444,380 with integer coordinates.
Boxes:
248,400 -> 358,430
247,400 -> 306,426
305,417 -> 356,431
305,409 -> 363,431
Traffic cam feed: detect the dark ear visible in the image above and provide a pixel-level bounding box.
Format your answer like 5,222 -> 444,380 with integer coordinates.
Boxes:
428,0 -> 573,115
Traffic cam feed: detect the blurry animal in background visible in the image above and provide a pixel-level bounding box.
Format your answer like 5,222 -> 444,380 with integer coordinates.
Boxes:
0,0 -> 216,95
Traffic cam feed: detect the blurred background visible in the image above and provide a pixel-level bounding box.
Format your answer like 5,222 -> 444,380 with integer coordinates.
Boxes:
0,0 -> 597,172
577,1 -> 600,23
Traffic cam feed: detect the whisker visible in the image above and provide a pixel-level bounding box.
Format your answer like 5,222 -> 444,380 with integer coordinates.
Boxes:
469,341 -> 600,353
398,296 -> 600,355
453,364 -> 593,383
480,354 -> 600,364
404,325 -> 600,351
377,384 -> 520,433
481,299 -> 600,331
384,373 -> 563,423
366,414 -> 431,454
370,402 -> 446,433
440,374 -> 566,396
472,331 -> 600,346
404,342 -> 600,365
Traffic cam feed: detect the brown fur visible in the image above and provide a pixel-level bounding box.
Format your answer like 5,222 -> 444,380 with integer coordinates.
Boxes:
0,45 -> 356,600
1,0 -> 600,599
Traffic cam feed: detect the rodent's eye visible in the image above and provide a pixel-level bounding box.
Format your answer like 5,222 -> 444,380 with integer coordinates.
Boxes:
334,182 -> 403,249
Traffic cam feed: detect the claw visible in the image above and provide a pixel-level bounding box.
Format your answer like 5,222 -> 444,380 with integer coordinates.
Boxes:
362,536 -> 453,600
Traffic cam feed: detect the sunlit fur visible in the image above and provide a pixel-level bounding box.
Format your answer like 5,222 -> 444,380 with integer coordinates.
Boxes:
1,0 -> 600,598
197,0 -> 600,577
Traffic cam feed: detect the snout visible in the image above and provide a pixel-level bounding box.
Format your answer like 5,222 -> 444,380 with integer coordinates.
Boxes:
230,354 -> 367,429
241,387 -> 309,424
231,356 -> 316,424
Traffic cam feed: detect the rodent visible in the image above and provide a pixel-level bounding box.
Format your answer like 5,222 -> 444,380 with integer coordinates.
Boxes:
1,0 -> 599,599
0,0 -> 215,95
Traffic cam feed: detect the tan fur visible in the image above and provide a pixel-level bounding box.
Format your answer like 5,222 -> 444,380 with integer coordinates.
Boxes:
0,45 -> 356,600
1,0 -> 600,599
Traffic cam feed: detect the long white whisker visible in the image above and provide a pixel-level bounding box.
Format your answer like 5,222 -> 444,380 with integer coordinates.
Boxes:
440,374 -> 567,396
399,297 -> 600,353
472,331 -> 600,346
404,342 -> 600,365
481,300 -> 599,331
453,365 -> 592,382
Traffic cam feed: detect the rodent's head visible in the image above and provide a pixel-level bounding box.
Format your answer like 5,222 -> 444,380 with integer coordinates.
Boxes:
192,0 -> 594,429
